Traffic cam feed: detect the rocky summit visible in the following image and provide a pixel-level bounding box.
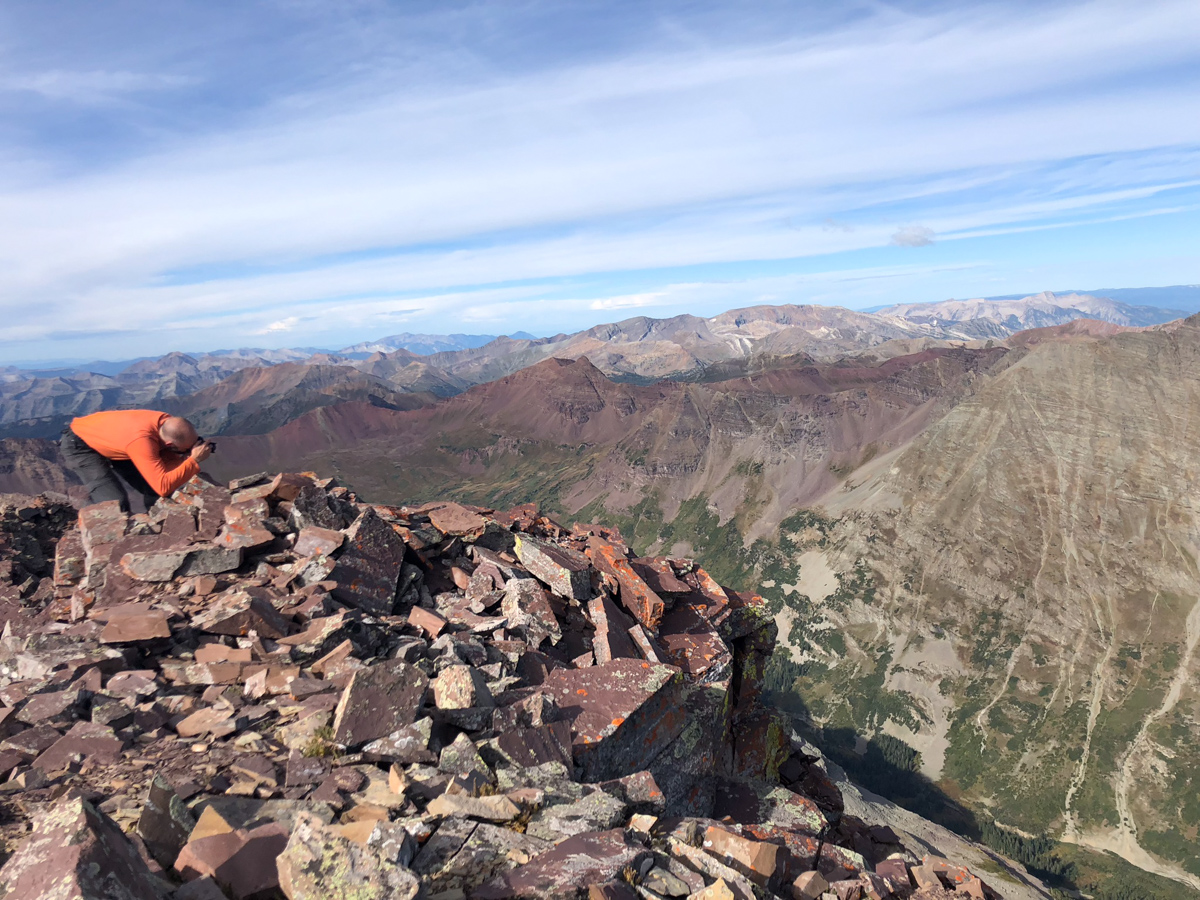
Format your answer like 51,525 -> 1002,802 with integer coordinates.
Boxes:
0,475 -> 1020,900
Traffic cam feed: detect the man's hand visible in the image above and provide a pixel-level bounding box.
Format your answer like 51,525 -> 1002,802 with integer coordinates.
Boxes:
190,440 -> 214,463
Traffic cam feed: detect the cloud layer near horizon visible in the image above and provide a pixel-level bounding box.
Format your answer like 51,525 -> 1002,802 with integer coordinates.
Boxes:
1,0 -> 1199,361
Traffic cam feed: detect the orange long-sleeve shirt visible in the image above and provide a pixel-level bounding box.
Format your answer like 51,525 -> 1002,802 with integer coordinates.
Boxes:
70,410 -> 200,497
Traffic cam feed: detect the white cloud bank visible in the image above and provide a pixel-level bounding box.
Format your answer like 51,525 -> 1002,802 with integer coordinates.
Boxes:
0,0 -> 1197,358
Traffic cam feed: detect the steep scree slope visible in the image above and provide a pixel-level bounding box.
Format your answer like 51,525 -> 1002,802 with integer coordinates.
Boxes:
782,315 -> 1200,885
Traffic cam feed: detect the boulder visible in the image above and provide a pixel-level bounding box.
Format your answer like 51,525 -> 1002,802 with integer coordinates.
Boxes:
501,578 -> 562,643
513,535 -> 592,600
329,508 -> 407,615
137,775 -> 196,868
434,664 -> 494,710
0,796 -> 165,900
276,813 -> 419,900
542,658 -> 686,781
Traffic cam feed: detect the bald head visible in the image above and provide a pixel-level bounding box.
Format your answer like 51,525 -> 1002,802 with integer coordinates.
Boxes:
159,416 -> 199,451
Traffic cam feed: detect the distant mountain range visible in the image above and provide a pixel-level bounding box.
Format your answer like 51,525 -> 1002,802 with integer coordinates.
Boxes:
0,290 -> 1188,440
877,290 -> 1185,337
337,331 -> 536,357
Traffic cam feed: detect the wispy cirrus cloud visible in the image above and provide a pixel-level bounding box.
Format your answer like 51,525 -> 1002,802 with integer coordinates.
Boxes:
0,69 -> 198,104
0,0 -> 1197,360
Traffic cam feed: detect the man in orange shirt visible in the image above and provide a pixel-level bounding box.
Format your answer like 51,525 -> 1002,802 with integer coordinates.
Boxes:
60,410 -> 214,512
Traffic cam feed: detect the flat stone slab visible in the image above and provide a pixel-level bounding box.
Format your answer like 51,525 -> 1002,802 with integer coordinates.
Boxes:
473,828 -> 651,900
294,526 -> 344,557
542,658 -> 686,782
34,720 -> 124,773
99,603 -> 172,643
332,659 -> 429,748
426,502 -> 489,537
191,589 -> 290,639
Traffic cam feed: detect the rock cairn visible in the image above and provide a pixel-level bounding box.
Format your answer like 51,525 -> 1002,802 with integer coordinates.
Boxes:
0,473 -> 1001,900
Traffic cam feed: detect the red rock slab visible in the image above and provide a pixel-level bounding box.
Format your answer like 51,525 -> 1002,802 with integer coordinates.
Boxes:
191,589 -> 290,639
175,706 -> 235,739
285,751 -> 330,788
407,605 -> 448,638
586,537 -> 665,630
494,721 -> 574,769
184,662 -> 244,685
816,842 -> 867,883
588,880 -> 638,900
682,567 -> 731,615
195,643 -> 253,664
830,881 -> 865,900
502,579 -> 561,642
0,749 -> 25,774
742,823 -> 820,882
0,797 -> 163,900
542,657 -> 686,782
702,825 -> 781,888
99,603 -> 172,643
214,516 -> 275,551
329,508 -> 407,616
175,822 -> 290,900
107,670 -> 160,698
78,500 -> 128,554
492,502 -> 539,530
595,769 -> 667,815
657,602 -> 732,677
16,689 -> 80,724
627,623 -> 666,664
275,612 -> 347,647
34,720 -> 124,772
331,659 -> 429,748
716,587 -> 772,642
2,723 -> 62,757
427,501 -> 489,537
294,525 -> 345,557
873,858 -> 912,892
474,828 -> 652,900
629,557 -> 691,594
309,639 -> 356,678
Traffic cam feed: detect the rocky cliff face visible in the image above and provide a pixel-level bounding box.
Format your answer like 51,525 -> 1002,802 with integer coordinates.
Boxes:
0,476 -> 1050,900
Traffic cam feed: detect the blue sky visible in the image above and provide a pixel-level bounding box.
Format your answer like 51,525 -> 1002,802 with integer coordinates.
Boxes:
1,0 -> 1199,363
